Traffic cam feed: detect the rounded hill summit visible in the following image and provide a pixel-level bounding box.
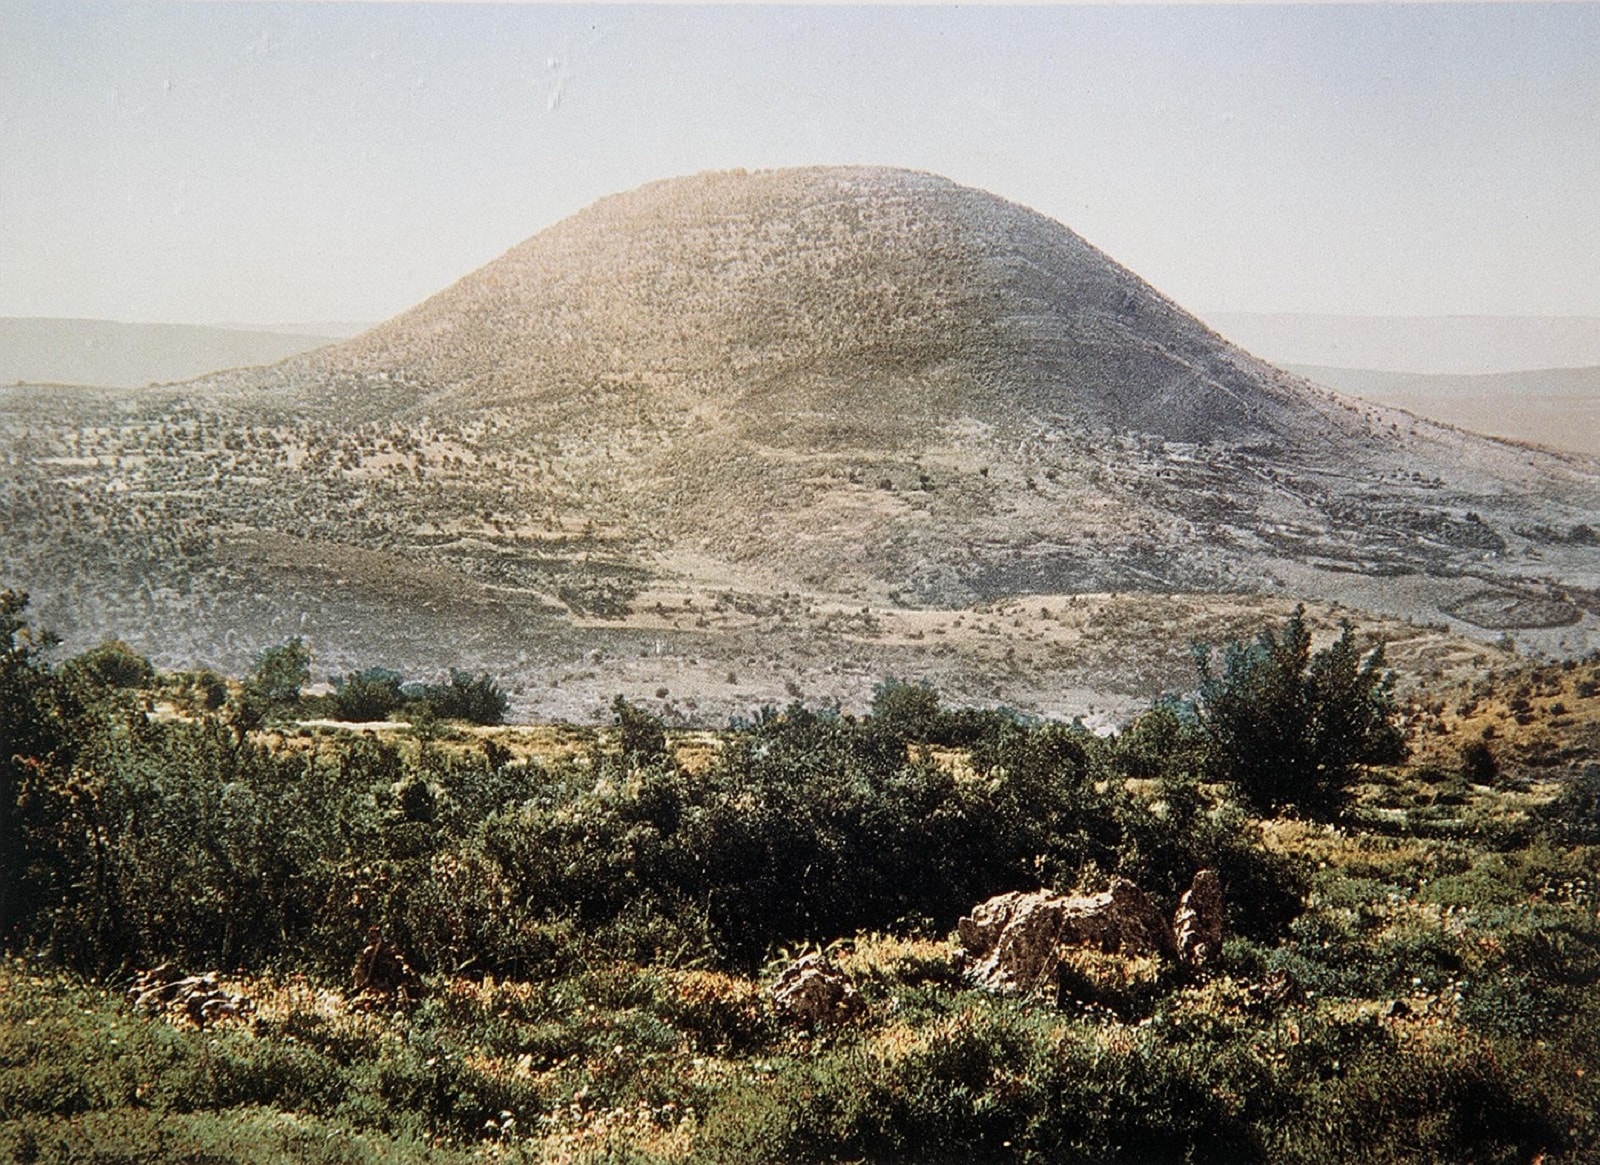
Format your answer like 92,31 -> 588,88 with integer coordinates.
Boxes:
324,166 -> 1308,444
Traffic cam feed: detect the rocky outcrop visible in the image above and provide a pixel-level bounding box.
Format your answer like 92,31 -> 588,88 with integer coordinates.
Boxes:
1173,868 -> 1224,968
959,870 -> 1222,994
771,952 -> 861,1027
127,965 -> 252,1028
958,880 -> 1175,994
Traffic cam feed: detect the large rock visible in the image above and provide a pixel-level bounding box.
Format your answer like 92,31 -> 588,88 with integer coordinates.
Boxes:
1173,868 -> 1224,968
958,878 -> 1176,995
771,952 -> 861,1026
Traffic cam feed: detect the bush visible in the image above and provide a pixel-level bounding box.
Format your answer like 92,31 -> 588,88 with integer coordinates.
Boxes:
868,678 -> 942,743
1539,764 -> 1600,844
420,670 -> 508,725
1195,607 -> 1407,817
869,678 -> 1019,747
1112,699 -> 1207,780
61,640 -> 155,692
613,695 -> 668,763
189,669 -> 229,712
1460,740 -> 1500,786
333,668 -> 406,722
475,694 -> 1299,970
699,1004 -> 1255,1163
249,638 -> 311,705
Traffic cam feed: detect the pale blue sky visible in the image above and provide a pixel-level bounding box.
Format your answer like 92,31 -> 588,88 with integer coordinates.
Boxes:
3,2 -> 1597,325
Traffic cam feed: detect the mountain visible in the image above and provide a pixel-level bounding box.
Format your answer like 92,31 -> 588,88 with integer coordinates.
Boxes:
305,167 -> 1314,444
1288,364 -> 1600,456
0,318 -> 339,389
3,167 -> 1598,722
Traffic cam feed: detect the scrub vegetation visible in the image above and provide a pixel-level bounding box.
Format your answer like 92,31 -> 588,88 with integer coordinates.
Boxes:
3,590 -> 1598,1162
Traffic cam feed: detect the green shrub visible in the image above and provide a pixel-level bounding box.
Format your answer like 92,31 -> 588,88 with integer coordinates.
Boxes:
419,670 -> 509,726
868,678 -> 943,743
870,678 -> 1020,747
60,640 -> 155,692
1112,699 -> 1207,781
1461,739 -> 1500,786
613,695 -> 668,763
333,668 -> 406,722
1195,607 -> 1407,818
699,1004 -> 1256,1163
1539,764 -> 1600,844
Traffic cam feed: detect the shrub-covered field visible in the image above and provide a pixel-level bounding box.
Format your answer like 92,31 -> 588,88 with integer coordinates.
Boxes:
3,591 -> 1598,1162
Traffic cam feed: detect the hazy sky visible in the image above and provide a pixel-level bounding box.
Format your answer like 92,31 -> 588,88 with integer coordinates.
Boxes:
3,2 -> 1598,326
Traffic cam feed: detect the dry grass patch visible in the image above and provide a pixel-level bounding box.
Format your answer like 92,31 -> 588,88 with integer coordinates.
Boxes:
833,932 -> 955,989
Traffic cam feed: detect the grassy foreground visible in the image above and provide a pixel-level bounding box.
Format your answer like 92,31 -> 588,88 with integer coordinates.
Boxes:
2,606 -> 1599,1162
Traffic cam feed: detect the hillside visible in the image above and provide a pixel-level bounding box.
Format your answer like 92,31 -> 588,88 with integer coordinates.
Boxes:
0,318 -> 339,389
302,167 -> 1314,444
2,167 -> 1598,720
4,620 -> 1600,1163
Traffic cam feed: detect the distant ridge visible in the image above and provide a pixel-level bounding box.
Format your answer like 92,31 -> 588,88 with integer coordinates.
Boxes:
1289,364 -> 1600,457
1203,312 -> 1600,376
214,321 -> 372,340
0,318 -> 337,389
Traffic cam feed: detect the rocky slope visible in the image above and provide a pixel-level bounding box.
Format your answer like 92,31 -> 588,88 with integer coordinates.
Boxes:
2,167 -> 1597,720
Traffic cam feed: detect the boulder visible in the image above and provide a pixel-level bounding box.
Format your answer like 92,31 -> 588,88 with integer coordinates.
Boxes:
959,872 -> 1229,995
957,889 -> 1074,995
958,879 -> 1176,995
771,952 -> 861,1026
1173,868 -> 1224,968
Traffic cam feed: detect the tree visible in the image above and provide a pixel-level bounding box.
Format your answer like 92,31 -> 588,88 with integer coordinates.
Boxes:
249,638 -> 311,704
0,592 -> 74,937
1195,606 -> 1406,817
